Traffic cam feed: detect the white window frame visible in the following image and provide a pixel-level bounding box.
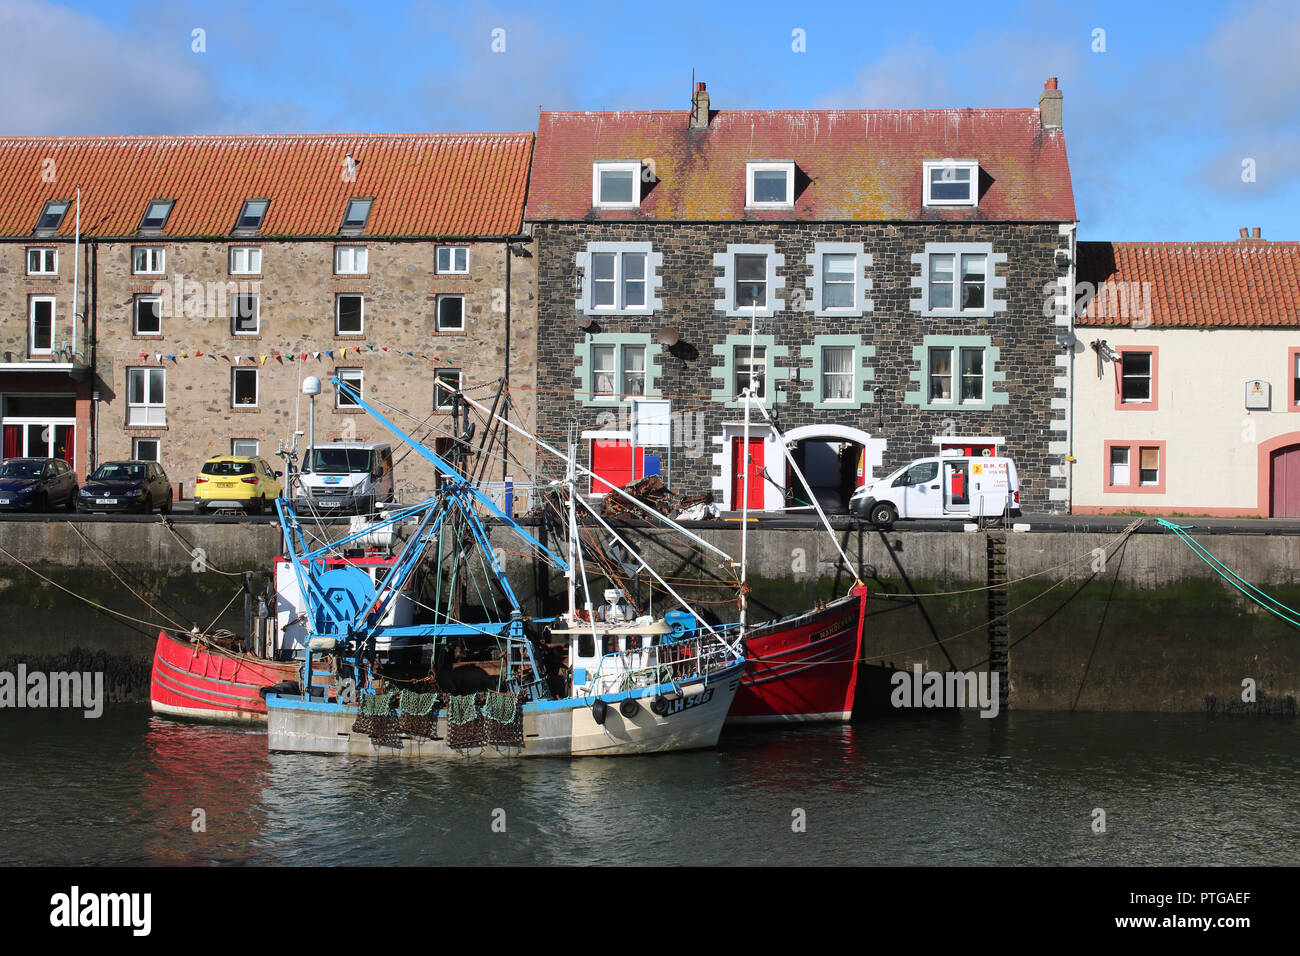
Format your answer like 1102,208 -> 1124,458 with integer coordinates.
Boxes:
590,342 -> 648,402
334,245 -> 368,275
335,368 -> 363,408
820,345 -> 855,404
1120,351 -> 1153,404
126,367 -> 166,426
745,161 -> 795,208
436,246 -> 469,274
912,243 -> 1004,318
232,438 -> 259,457
588,250 -> 649,312
131,246 -> 165,276
229,246 -> 262,275
335,294 -> 365,336
134,294 -> 163,336
26,247 -> 57,276
29,296 -> 55,355
230,292 -> 260,336
132,437 -> 161,463
434,369 -> 461,410
714,244 -> 784,319
592,161 -> 641,209
231,367 -> 259,409
436,294 -> 465,332
734,344 -> 768,402
925,345 -> 987,406
923,160 -> 979,207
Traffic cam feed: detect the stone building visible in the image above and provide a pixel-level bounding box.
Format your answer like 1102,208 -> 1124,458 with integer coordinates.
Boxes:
525,81 -> 1078,512
0,133 -> 537,500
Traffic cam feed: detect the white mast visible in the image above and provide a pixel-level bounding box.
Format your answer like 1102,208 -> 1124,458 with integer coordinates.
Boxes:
739,294 -> 759,635
565,424 -> 579,620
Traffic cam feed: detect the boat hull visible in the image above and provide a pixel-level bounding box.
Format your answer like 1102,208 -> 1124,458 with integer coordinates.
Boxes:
266,661 -> 745,758
150,630 -> 298,723
728,586 -> 867,725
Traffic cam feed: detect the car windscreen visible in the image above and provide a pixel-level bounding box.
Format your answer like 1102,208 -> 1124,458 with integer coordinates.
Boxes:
202,461 -> 255,477
309,448 -> 372,474
92,464 -> 145,482
0,460 -> 44,478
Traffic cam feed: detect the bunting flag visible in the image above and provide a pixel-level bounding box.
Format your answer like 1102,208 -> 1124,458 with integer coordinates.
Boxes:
313,351 -> 320,360
259,355 -> 267,366
155,353 -> 162,363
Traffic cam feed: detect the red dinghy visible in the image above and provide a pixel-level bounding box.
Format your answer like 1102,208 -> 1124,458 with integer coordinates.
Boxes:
727,584 -> 867,724
150,630 -> 298,723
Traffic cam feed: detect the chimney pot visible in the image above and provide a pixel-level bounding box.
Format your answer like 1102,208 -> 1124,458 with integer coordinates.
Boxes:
1253,227 -> 1262,238
1038,79 -> 1063,129
1240,227 -> 1250,239
690,80 -> 711,130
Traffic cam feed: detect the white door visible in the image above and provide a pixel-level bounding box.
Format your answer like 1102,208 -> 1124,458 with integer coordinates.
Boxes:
899,460 -> 942,518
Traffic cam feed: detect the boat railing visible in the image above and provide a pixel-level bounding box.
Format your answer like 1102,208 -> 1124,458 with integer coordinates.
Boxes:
585,634 -> 739,696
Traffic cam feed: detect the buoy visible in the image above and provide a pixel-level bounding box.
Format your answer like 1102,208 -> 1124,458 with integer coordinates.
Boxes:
591,698 -> 607,725
620,698 -> 640,718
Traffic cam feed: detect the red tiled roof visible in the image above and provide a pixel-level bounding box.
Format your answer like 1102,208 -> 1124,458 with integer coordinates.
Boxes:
0,133 -> 533,238
526,109 -> 1075,222
1077,240 -> 1300,327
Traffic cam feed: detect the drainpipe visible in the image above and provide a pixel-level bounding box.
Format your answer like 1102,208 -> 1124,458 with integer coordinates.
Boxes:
89,240 -> 98,473
503,238 -> 511,481
1065,221 -> 1077,513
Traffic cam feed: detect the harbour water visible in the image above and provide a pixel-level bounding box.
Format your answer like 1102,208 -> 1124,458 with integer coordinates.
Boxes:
3,706 -> 1298,866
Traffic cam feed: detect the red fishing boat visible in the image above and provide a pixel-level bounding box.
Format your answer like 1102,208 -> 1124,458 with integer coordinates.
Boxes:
149,629 -> 298,722
727,584 -> 867,724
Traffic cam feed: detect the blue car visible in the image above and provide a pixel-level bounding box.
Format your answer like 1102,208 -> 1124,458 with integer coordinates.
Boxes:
0,458 -> 79,512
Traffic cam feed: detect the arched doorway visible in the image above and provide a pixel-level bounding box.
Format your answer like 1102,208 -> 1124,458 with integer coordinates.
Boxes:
781,425 -> 885,514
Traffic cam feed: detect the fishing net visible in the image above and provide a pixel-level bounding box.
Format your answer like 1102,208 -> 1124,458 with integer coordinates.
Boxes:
484,691 -> 525,748
397,690 -> 440,736
351,691 -> 398,745
446,692 -> 486,751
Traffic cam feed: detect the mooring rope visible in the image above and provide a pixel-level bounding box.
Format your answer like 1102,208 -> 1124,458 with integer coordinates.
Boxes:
1157,518 -> 1300,628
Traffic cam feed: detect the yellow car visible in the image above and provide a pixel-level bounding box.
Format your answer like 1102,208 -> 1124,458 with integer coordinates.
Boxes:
194,456 -> 283,514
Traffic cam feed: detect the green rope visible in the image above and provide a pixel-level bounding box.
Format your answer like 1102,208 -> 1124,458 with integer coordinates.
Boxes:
1157,518 -> 1300,628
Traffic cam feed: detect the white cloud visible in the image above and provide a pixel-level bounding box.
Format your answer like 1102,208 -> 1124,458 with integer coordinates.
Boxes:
0,0 -> 222,134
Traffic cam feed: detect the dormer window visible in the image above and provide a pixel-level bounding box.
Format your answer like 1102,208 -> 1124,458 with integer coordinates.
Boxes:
923,160 -> 979,206
35,200 -> 70,234
746,162 -> 795,208
236,199 -> 269,231
592,162 -> 641,209
140,199 -> 174,232
341,197 -> 372,233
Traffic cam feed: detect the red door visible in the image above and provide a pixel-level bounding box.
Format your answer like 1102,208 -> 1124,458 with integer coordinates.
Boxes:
1271,445 -> 1300,517
731,436 -> 764,510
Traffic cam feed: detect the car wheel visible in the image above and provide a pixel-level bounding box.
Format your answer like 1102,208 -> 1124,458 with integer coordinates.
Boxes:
36,493 -> 48,514
143,494 -> 153,514
66,487 -> 77,511
869,502 -> 898,529
162,491 -> 173,514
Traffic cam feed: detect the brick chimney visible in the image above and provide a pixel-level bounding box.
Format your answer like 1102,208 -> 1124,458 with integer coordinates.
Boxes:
690,82 -> 710,129
1039,77 -> 1063,129
1238,227 -> 1264,241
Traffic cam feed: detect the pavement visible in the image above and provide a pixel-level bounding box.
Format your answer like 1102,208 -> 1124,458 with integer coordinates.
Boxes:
5,506 -> 1300,535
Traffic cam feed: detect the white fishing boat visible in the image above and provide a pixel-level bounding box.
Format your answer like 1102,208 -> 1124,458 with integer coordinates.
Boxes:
265,377 -> 746,758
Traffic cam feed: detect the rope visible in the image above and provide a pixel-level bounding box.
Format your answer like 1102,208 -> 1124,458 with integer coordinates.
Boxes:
1158,519 -> 1300,628
158,518 -> 246,576
67,522 -> 190,630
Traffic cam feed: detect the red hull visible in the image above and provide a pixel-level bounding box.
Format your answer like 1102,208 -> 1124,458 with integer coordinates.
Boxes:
728,585 -> 866,724
150,630 -> 298,723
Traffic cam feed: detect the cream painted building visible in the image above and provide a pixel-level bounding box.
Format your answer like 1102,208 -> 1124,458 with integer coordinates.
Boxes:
1072,236 -> 1300,516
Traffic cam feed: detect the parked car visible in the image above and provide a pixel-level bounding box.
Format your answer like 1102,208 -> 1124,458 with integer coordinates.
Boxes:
194,456 -> 283,514
78,460 -> 173,514
0,457 -> 79,512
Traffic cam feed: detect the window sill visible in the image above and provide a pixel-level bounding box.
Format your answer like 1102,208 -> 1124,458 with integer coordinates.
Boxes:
229,407 -> 260,413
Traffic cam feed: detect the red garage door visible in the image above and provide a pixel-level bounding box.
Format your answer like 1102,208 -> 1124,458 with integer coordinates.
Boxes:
1271,444 -> 1300,517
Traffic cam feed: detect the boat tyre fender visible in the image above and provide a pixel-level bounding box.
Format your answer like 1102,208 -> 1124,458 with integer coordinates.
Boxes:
591,698 -> 607,725
619,698 -> 640,719
259,680 -> 300,699
651,695 -> 669,717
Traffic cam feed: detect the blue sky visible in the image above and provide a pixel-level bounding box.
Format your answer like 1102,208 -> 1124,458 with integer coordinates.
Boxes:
3,0 -> 1297,242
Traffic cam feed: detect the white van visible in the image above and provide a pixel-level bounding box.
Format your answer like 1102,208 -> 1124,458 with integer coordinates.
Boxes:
296,441 -> 395,515
850,454 -> 1020,527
